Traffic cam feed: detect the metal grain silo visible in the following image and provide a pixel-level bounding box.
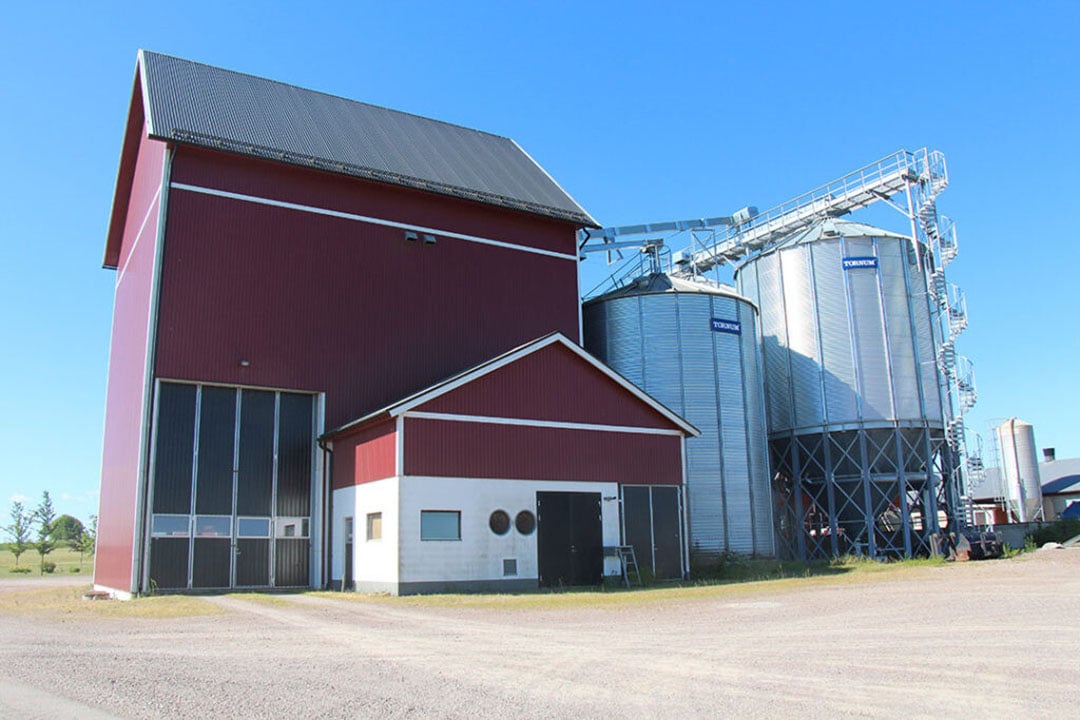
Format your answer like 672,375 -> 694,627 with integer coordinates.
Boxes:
735,218 -> 955,559
995,418 -> 1043,523
583,274 -> 774,562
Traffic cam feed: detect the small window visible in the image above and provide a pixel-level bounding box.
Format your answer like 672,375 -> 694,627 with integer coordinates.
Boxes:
237,518 -> 271,538
489,510 -> 510,535
151,515 -> 190,537
194,516 -> 231,537
366,512 -> 382,541
421,511 -> 461,541
515,510 -> 536,535
275,517 -> 310,539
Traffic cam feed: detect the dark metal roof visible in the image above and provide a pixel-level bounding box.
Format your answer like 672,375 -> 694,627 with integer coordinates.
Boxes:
137,51 -> 596,226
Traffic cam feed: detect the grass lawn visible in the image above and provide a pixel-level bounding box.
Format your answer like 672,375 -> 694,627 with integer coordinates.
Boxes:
0,584 -> 224,619
1,545 -> 94,576
310,554 -> 954,610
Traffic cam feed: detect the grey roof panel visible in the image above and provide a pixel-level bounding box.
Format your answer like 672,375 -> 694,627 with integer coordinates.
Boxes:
138,51 -> 596,226
970,456 -> 1080,500
585,272 -> 753,305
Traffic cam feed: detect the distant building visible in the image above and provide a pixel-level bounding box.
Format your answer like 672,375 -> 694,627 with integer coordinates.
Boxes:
969,449 -> 1080,524
96,51 -> 695,597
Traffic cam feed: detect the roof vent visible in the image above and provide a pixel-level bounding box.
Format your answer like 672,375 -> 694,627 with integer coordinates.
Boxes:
1043,447 -> 1056,463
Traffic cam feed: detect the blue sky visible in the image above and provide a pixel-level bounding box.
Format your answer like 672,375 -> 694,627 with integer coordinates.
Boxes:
1,2 -> 1077,522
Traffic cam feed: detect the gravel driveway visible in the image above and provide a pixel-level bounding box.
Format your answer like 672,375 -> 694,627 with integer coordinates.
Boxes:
1,550 -> 1077,719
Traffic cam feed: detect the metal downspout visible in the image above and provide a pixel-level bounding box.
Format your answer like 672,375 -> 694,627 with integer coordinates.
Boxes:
318,438 -> 334,589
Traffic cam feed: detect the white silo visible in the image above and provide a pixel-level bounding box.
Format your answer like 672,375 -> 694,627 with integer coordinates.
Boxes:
995,418 -> 1043,523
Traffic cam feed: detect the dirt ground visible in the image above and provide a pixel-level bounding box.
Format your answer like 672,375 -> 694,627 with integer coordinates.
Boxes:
1,550 -> 1078,719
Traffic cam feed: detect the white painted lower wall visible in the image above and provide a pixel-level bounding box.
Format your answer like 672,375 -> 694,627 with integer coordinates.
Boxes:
398,476 -> 623,587
331,478 -> 400,590
333,476 -> 624,593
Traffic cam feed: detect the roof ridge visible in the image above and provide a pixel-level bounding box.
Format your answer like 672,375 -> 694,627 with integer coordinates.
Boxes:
139,49 -> 516,144
134,50 -> 595,226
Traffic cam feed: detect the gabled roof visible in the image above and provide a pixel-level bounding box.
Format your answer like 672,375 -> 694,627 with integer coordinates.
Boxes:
135,50 -> 596,227
323,332 -> 699,439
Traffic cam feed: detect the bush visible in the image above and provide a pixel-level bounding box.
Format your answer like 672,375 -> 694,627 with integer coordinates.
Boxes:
41,561 -> 57,574
1028,518 -> 1080,546
69,567 -> 81,573
9,566 -> 31,574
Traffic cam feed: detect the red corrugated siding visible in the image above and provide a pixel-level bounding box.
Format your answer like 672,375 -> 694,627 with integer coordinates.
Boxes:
170,147 -> 578,256
155,149 -> 581,429
331,419 -> 397,489
417,342 -> 678,430
96,124 -> 166,593
403,417 -> 682,485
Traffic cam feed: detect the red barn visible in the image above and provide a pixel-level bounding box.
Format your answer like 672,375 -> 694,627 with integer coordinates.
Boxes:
97,51 -> 695,596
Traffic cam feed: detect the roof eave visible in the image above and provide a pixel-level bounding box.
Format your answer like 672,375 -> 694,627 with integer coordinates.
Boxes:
102,60 -> 149,270
158,130 -> 596,228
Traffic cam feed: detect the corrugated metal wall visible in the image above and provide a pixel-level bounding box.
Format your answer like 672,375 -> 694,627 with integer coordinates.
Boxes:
403,417 -> 683,486
156,147 -> 582,431
331,419 -> 397,490
97,121 -> 167,593
738,233 -> 942,433
419,342 -> 677,430
583,284 -> 774,558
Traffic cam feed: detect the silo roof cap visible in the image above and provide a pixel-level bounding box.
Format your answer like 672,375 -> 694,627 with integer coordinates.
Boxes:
586,272 -> 752,304
774,218 -> 910,250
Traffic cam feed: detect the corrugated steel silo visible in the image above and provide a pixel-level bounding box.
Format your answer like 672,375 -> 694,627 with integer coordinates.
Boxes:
583,274 -> 774,561
735,218 -> 955,559
995,418 -> 1043,522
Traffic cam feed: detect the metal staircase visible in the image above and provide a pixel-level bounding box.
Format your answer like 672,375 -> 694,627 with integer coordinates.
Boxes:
581,148 -> 979,530
905,153 -> 978,529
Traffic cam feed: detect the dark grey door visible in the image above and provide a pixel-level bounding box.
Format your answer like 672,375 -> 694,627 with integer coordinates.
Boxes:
537,492 -> 603,587
620,485 -> 684,580
651,487 -> 682,580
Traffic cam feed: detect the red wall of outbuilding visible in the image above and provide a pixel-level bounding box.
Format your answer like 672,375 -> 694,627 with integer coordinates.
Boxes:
403,417 -> 682,485
155,147 -> 582,429
419,342 -> 678,430
331,419 -> 397,490
96,124 -> 166,593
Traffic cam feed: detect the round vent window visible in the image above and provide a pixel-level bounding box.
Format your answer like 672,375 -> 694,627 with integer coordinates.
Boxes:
515,510 -> 536,535
489,510 -> 511,536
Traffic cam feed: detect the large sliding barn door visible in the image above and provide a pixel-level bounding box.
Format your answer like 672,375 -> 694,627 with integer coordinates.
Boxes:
146,381 -> 315,591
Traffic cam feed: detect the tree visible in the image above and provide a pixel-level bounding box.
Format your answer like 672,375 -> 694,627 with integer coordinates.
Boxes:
34,491 -> 57,575
77,515 -> 97,568
52,514 -> 85,544
4,501 -> 32,567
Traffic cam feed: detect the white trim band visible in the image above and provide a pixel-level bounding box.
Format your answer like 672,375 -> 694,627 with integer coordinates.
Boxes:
403,411 -> 684,437
115,185 -> 162,288
169,182 -> 578,261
